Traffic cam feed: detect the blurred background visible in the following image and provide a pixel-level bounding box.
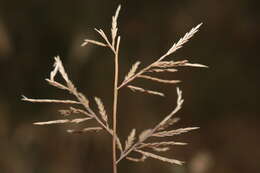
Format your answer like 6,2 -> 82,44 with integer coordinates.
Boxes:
0,0 -> 259,173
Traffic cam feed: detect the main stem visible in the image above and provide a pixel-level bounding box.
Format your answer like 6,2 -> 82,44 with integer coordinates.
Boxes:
112,51 -> 119,173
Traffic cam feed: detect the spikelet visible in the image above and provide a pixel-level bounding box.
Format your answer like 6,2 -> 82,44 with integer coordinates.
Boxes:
33,119 -> 70,125
166,23 -> 202,55
59,107 -> 93,118
116,36 -> 121,53
152,127 -> 200,137
124,61 -> 141,81
147,68 -> 178,73
139,141 -> 187,151
67,127 -> 102,134
126,155 -> 147,162
33,117 -> 92,125
111,5 -> 121,47
94,97 -> 108,124
50,56 -> 61,81
127,85 -> 164,97
21,96 -> 80,105
45,79 -> 68,90
116,136 -> 123,153
152,60 -> 188,68
139,75 -> 180,84
153,60 -> 208,69
51,56 -> 69,83
135,149 -> 184,165
157,117 -> 180,131
139,129 -> 152,142
182,62 -> 208,68
81,39 -> 107,47
125,129 -> 136,151
150,147 -> 170,152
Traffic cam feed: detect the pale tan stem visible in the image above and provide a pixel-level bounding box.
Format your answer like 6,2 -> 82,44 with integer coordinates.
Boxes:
112,40 -> 120,173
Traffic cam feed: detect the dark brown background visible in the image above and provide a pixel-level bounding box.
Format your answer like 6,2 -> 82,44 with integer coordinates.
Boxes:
0,0 -> 259,173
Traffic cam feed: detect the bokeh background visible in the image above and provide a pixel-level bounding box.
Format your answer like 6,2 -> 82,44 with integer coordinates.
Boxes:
0,0 -> 259,173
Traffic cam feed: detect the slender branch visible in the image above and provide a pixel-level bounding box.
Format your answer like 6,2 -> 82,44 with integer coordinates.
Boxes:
116,88 -> 183,163
118,23 -> 202,89
22,96 -> 81,104
117,53 -> 168,89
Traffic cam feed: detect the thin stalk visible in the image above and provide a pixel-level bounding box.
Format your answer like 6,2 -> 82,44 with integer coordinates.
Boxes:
112,38 -> 120,173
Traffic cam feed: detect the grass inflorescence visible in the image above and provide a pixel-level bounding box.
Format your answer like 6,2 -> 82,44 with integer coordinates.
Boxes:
22,5 -> 207,173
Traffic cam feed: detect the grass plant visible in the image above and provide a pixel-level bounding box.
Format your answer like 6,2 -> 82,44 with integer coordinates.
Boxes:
22,5 -> 207,173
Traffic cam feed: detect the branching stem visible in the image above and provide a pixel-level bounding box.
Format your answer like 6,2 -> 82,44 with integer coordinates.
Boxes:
116,93 -> 183,163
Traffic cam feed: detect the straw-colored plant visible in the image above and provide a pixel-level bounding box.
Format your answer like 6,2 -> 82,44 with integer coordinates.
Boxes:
22,5 -> 207,173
